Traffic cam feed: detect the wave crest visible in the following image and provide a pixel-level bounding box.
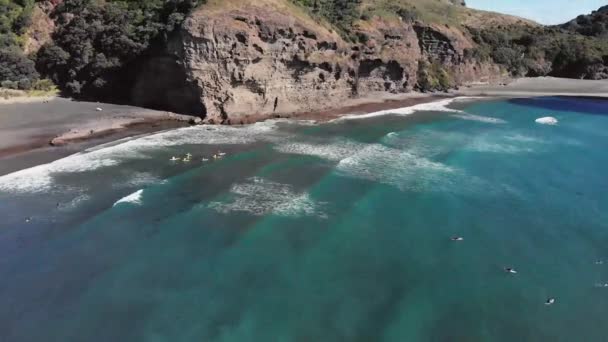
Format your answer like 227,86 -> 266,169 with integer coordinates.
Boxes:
113,189 -> 144,207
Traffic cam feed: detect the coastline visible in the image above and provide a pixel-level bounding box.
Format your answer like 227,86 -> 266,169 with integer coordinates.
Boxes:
454,77 -> 608,98
292,92 -> 449,122
0,93 -> 445,159
0,97 -> 194,175
2,77 -> 607,175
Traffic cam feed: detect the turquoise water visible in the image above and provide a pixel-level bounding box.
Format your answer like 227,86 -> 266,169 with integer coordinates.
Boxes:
1,97 -> 607,341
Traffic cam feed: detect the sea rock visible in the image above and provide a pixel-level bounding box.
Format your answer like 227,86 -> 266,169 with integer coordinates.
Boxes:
535,116 -> 558,125
189,117 -> 203,125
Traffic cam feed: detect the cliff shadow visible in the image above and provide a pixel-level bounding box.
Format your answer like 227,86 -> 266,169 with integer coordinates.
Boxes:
130,55 -> 206,117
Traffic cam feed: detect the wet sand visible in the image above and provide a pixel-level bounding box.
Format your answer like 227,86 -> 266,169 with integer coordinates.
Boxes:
454,77 -> 608,98
0,98 -> 193,175
294,93 -> 449,122
231,92 -> 444,123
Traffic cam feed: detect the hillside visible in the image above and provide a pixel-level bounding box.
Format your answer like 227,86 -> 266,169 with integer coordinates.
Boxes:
560,5 -> 608,37
2,0 -> 608,121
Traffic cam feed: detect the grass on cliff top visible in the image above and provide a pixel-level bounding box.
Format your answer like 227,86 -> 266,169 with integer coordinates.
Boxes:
360,0 -> 537,28
201,0 -> 536,41
201,0 -> 332,29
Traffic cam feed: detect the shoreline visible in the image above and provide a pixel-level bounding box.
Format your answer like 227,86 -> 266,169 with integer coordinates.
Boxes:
0,93 -> 445,159
291,93 -> 449,122
454,77 -> 608,98
0,97 -> 194,175
0,93 -> 448,175
1,77 -> 607,175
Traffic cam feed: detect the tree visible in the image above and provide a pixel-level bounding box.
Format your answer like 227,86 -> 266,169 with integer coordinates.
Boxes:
0,47 -> 39,84
37,0 -> 205,98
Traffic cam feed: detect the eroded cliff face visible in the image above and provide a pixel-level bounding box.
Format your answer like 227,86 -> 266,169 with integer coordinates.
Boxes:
134,4 -> 504,123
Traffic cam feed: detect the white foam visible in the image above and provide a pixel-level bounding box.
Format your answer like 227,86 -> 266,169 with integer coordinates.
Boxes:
58,193 -> 91,211
0,157 -> 119,194
275,136 -> 463,192
208,177 -> 325,218
536,117 -> 558,125
0,121 -> 286,194
504,134 -> 545,143
113,172 -> 166,188
275,140 -> 365,161
335,98 -> 465,121
278,135 -> 522,195
467,140 -> 533,154
335,144 -> 456,192
113,189 -> 144,207
451,113 -> 507,124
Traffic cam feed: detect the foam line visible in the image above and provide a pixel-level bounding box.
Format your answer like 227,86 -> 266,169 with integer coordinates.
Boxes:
451,113 -> 507,124
334,97 -> 470,121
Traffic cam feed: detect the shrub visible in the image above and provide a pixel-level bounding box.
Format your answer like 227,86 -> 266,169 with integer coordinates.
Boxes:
468,24 -> 608,79
0,47 -> 39,88
291,0 -> 362,40
416,60 -> 453,91
17,77 -> 31,90
31,78 -> 55,91
1,80 -> 17,89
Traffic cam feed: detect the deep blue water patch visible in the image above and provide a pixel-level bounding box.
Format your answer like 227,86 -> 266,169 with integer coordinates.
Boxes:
509,96 -> 608,116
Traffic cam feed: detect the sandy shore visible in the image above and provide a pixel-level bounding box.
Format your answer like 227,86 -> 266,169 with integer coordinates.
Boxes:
454,77 -> 608,98
0,97 -> 195,175
0,97 -> 194,153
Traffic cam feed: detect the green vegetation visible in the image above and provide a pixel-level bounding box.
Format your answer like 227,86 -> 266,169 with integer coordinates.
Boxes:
468,25 -> 608,79
360,0 -> 465,27
560,5 -> 608,37
0,0 -> 45,90
290,0 -> 362,39
37,0 -> 204,99
0,0 -> 36,48
416,60 -> 453,91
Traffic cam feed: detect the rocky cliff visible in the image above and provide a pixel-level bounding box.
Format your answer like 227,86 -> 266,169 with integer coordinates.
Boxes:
132,1 -> 505,123
8,0 -> 608,121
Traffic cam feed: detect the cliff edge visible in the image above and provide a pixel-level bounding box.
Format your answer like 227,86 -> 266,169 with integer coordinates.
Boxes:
133,0 -> 511,123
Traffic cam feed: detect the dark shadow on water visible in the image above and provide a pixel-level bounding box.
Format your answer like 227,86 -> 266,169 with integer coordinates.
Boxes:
509,96 -> 608,116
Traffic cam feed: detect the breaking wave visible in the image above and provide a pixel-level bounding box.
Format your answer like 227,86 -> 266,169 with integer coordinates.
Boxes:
0,121 -> 285,194
113,189 -> 144,207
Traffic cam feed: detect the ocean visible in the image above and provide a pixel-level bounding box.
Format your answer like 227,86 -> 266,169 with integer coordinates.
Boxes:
1,96 -> 607,341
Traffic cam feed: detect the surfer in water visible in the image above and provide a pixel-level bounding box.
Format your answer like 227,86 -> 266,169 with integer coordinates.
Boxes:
504,267 -> 517,274
451,236 -> 464,241
545,298 -> 556,305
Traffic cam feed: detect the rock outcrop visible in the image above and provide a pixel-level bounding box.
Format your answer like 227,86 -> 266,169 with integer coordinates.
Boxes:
132,2 -> 504,123
22,1 -> 60,55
